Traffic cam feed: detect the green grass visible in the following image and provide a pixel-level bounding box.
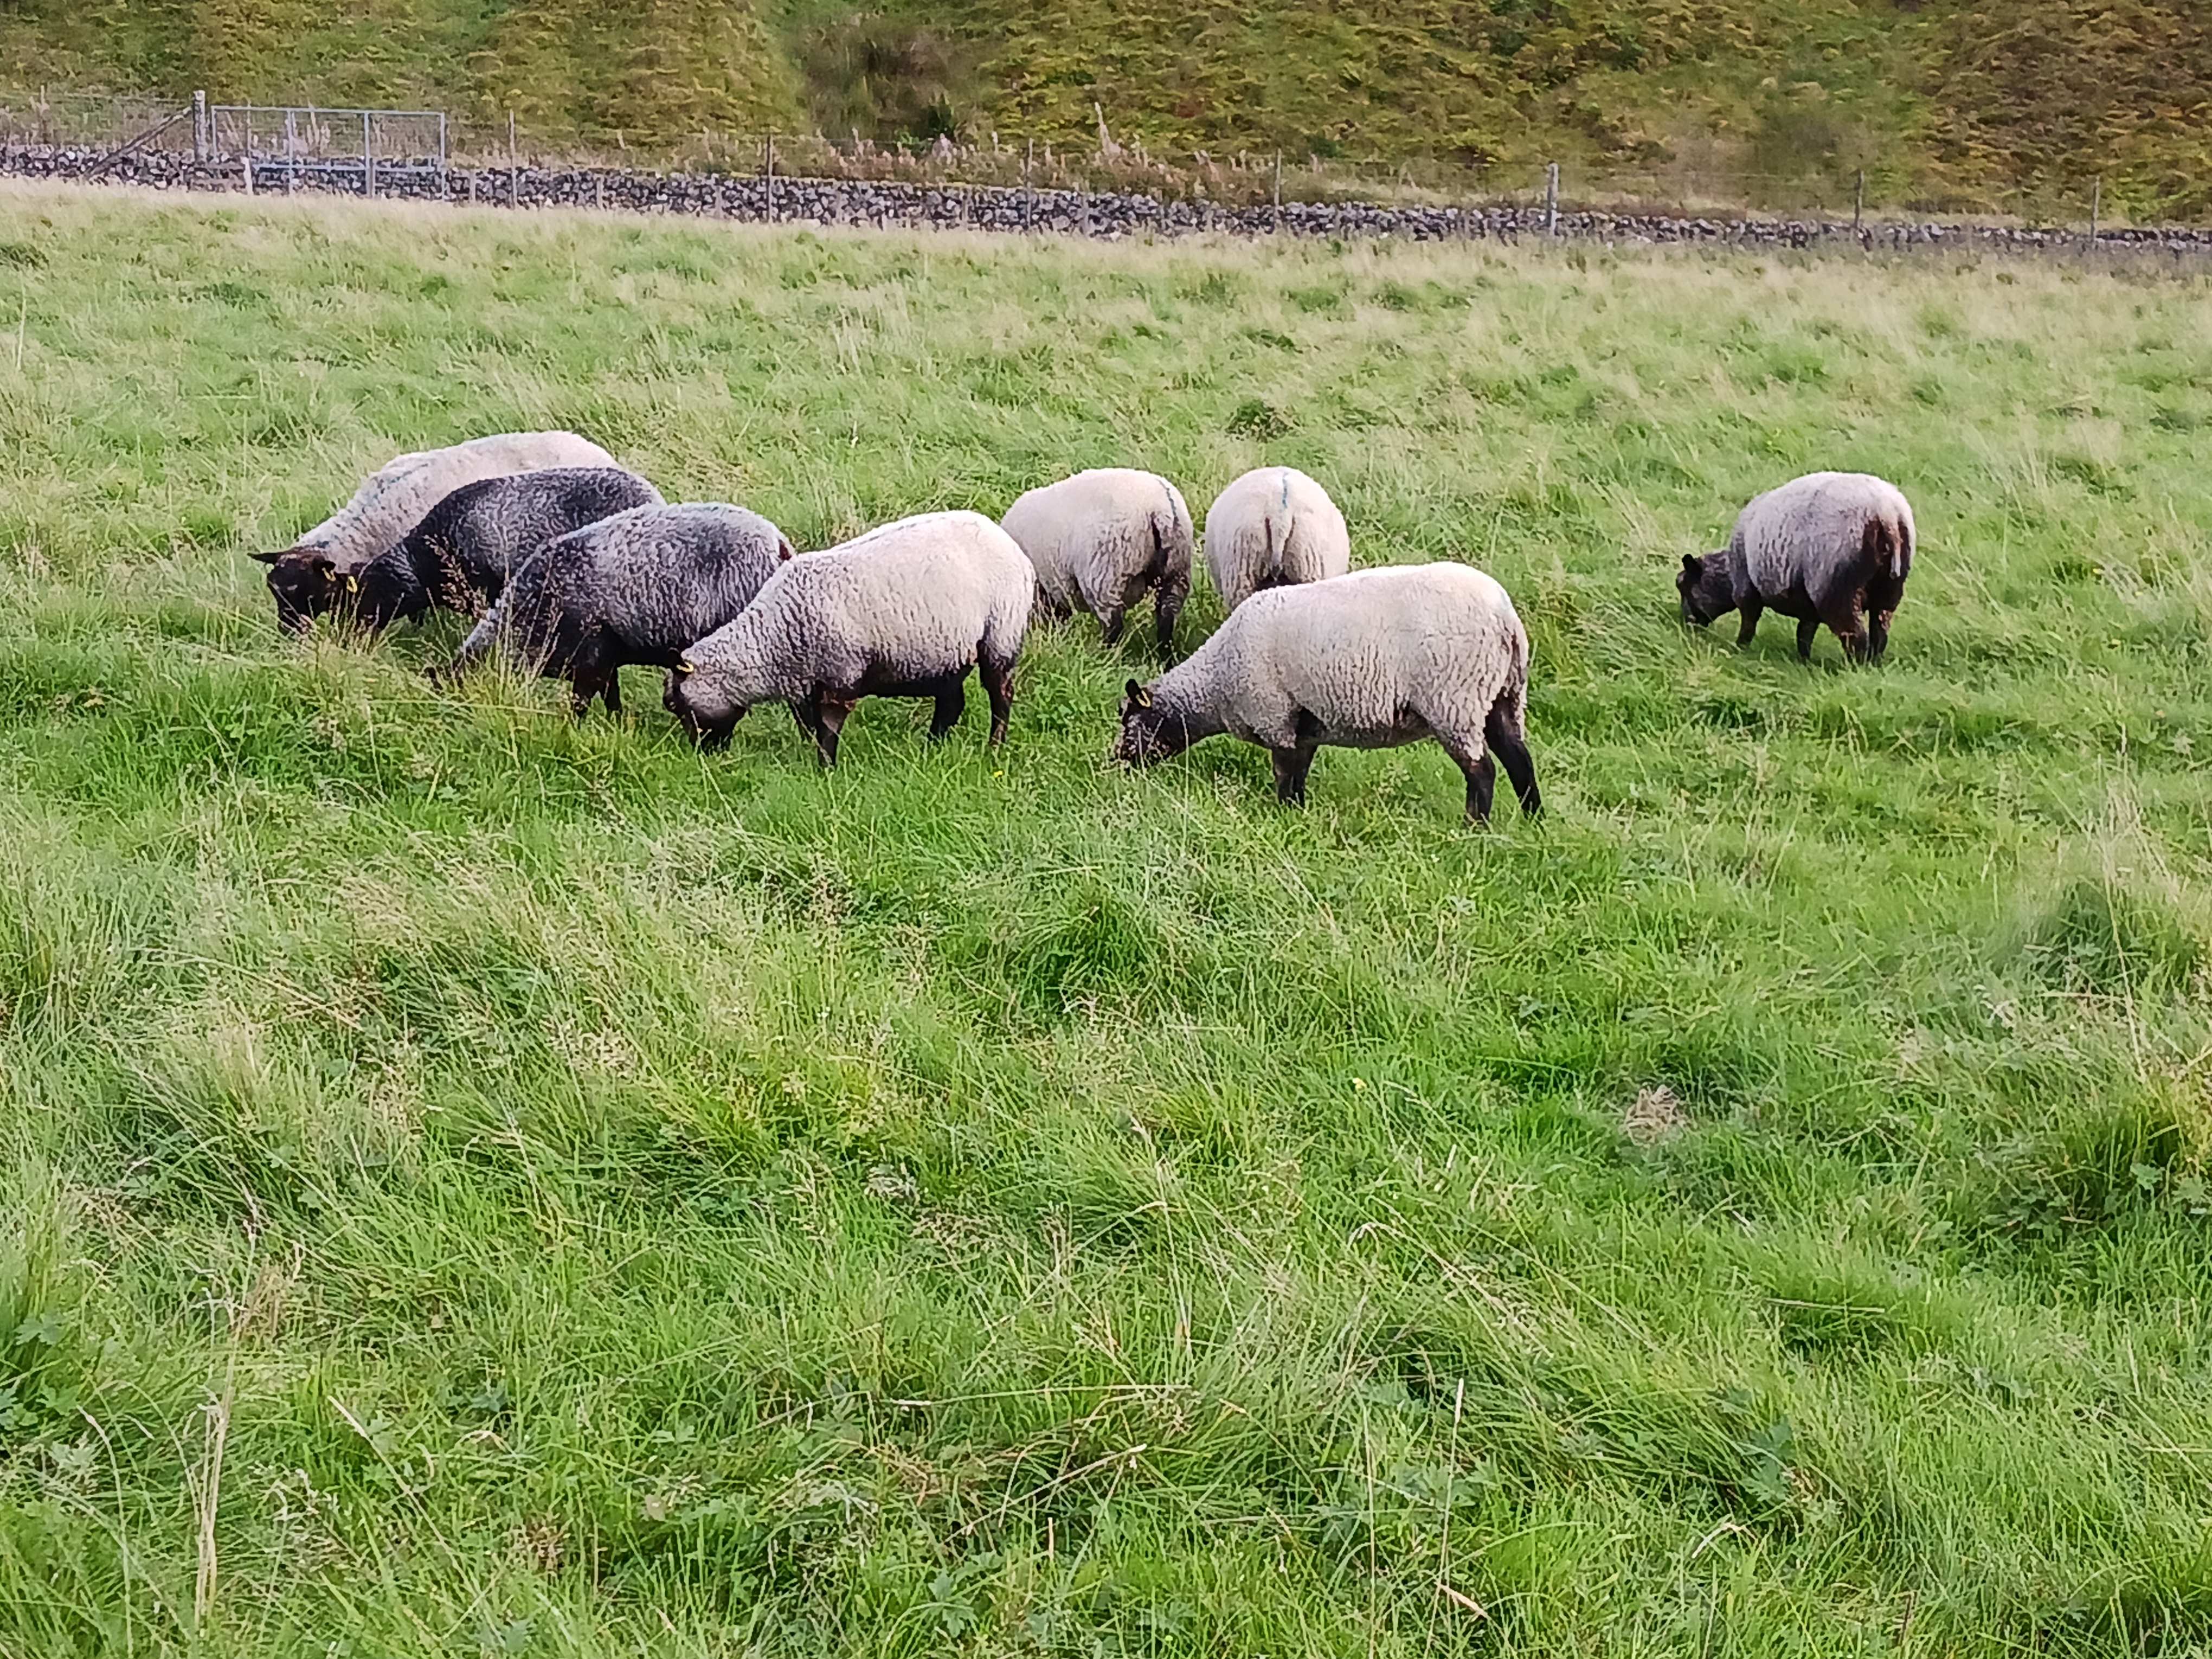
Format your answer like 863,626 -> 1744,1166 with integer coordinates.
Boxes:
4,180 -> 2212,1657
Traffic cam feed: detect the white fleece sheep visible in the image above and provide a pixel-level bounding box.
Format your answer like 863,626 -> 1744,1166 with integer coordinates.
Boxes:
254,431 -> 620,631
1001,468 -> 1194,652
1113,562 -> 1540,822
666,510 -> 1033,765
1677,471 -> 1917,663
1202,466 -> 1351,610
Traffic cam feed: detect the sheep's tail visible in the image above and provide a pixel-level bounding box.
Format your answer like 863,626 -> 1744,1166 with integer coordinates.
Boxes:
1148,509 -> 1176,587
982,571 -> 1031,670
1262,500 -> 1291,587
1862,512 -> 1909,582
1496,611 -> 1532,734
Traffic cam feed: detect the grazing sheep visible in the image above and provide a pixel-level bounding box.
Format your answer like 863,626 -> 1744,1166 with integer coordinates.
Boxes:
1001,468 -> 1194,652
436,503 -> 794,717
665,511 -> 1031,766
324,468 -> 665,633
1678,472 -> 1917,663
253,431 -> 620,632
1112,562 -> 1540,823
1202,466 -> 1351,610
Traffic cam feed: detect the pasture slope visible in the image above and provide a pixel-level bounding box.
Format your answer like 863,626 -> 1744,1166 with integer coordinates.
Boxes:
2,179 -> 2211,1657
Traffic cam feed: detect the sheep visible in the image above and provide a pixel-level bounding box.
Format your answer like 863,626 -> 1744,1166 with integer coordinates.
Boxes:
436,503 -> 795,717
1678,471 -> 1917,664
252,430 -> 620,633
319,467 -> 665,633
1001,468 -> 1194,652
1111,562 -> 1540,823
665,511 -> 1032,766
1201,466 -> 1351,610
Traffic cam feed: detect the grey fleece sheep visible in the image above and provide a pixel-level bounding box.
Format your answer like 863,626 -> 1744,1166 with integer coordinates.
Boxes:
665,511 -> 1032,766
1202,466 -> 1351,610
438,503 -> 794,717
253,430 -> 620,633
1113,562 -> 1540,822
316,467 -> 664,633
1679,471 -> 1917,663
1001,468 -> 1194,652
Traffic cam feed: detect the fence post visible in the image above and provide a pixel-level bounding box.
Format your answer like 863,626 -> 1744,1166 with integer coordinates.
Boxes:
508,112 -> 518,208
595,171 -> 605,211
191,90 -> 207,164
362,111 -> 375,198
241,104 -> 253,196
2088,176 -> 2101,247
469,169 -> 479,205
438,113 -> 448,198
1545,161 -> 1559,236
1024,136 -> 1035,230
766,131 -> 776,223
1272,151 -> 1282,233
1854,169 -> 1864,232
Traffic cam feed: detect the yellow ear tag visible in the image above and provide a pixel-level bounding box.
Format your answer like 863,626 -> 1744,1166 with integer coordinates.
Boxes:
676,658 -> 695,676
345,575 -> 358,592
1136,688 -> 1153,709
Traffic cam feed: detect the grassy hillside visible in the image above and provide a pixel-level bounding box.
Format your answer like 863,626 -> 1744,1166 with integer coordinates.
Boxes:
4,0 -> 2210,213
4,181 -> 2212,1655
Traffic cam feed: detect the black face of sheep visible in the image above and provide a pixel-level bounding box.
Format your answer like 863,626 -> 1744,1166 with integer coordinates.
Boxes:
1112,679 -> 1195,766
663,661 -> 743,750
1676,552 -> 1736,628
346,558 -> 432,631
254,549 -> 350,634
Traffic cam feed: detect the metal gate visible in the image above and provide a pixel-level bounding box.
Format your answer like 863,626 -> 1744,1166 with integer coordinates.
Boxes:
197,96 -> 447,194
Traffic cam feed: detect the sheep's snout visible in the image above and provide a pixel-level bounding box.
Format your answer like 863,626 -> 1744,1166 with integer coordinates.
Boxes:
664,667 -> 742,750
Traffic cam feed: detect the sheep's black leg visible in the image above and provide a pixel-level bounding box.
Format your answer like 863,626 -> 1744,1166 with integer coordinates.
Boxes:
979,654 -> 1015,747
1796,616 -> 1820,661
1154,593 -> 1184,659
1437,730 -> 1497,823
1463,753 -> 1498,822
928,676 -> 967,741
600,668 -> 623,716
1098,607 -> 1126,647
1736,601 -> 1763,647
1864,574 -> 1902,663
1270,745 -> 1317,806
813,693 -> 854,768
788,699 -> 819,741
1823,594 -> 1872,665
1486,700 -> 1542,817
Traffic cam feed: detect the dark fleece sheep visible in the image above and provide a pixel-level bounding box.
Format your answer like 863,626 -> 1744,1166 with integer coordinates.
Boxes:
251,430 -> 619,633
1679,471 -> 1917,663
308,467 -> 664,633
436,503 -> 794,717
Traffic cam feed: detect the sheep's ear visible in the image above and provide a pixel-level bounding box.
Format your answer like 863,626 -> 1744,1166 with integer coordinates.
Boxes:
1124,678 -> 1152,710
249,548 -> 295,565
776,537 -> 795,562
1680,553 -> 1701,575
675,657 -> 696,677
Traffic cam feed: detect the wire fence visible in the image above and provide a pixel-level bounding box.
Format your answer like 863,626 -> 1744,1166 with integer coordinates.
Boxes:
1,86 -> 2200,237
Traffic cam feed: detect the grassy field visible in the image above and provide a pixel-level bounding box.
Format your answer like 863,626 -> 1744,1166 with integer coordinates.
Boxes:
2,181 -> 2211,1657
